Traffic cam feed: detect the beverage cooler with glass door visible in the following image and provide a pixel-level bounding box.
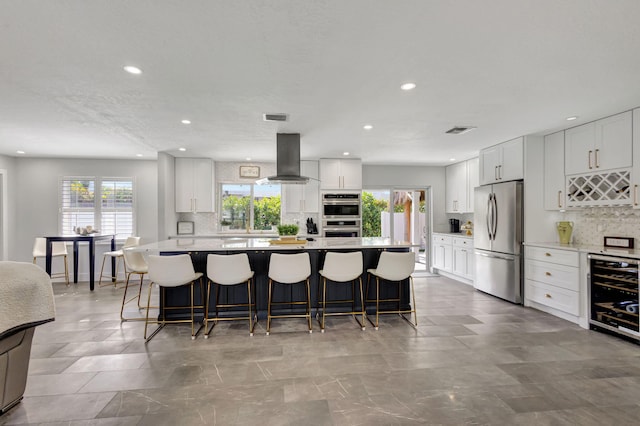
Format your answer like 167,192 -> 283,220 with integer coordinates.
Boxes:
589,254 -> 639,342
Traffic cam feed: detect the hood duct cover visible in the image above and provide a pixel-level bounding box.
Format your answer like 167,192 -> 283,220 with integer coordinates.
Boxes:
256,133 -> 309,184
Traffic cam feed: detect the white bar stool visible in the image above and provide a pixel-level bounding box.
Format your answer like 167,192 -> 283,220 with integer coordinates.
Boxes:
266,252 -> 312,335
204,253 -> 256,337
366,251 -> 417,329
32,237 -> 69,285
120,248 -> 150,321
318,251 -> 365,332
99,236 -> 140,287
144,254 -> 204,342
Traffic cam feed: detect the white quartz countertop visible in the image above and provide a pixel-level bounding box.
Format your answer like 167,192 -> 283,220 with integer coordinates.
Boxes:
525,241 -> 640,259
432,232 -> 474,238
134,237 -> 415,253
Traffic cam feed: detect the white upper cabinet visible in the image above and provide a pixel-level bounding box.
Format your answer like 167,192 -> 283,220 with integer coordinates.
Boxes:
564,111 -> 632,176
446,157 -> 479,214
175,158 -> 215,213
445,161 -> 467,213
633,108 -> 640,209
319,159 -> 362,190
467,157 -> 479,210
544,131 -> 566,211
479,137 -> 524,185
283,160 -> 320,213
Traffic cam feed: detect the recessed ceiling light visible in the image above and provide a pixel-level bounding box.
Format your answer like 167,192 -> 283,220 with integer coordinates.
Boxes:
449,158 -> 456,162
181,119 -> 191,124
123,65 -> 142,75
363,124 -> 373,130
178,147 -> 186,152
246,157 -> 252,161
136,154 -> 143,157
343,152 -> 350,156
566,116 -> 578,121
16,150 -> 25,154
400,82 -> 416,91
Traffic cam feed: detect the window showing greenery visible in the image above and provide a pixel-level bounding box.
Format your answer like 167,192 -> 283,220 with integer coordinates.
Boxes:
60,177 -> 134,238
220,183 -> 281,230
362,191 -> 389,237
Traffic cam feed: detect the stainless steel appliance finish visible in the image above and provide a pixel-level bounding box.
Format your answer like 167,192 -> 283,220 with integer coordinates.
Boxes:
588,254 -> 639,341
256,133 -> 310,184
321,192 -> 361,237
322,193 -> 361,218
474,180 -> 523,304
322,219 -> 360,238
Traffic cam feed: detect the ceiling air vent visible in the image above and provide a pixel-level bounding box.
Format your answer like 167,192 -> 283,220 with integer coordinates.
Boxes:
263,113 -> 288,122
446,126 -> 476,135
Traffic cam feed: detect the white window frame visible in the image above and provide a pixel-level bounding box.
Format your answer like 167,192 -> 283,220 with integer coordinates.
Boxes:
59,176 -> 136,240
218,182 -> 281,230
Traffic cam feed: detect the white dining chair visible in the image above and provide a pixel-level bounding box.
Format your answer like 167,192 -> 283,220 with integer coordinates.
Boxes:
366,251 -> 417,329
32,237 -> 69,285
99,236 -> 140,287
266,252 -> 312,335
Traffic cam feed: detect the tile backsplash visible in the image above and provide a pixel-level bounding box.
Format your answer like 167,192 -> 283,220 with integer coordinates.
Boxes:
558,206 -> 640,246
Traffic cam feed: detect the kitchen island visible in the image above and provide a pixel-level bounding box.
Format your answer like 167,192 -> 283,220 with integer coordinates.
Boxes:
133,237 -> 414,321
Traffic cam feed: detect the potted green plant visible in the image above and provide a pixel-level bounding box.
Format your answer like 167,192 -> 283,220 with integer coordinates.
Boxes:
277,224 -> 299,240
220,219 -> 232,231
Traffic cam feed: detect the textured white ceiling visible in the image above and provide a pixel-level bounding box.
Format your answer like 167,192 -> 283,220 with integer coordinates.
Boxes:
2,0 -> 640,165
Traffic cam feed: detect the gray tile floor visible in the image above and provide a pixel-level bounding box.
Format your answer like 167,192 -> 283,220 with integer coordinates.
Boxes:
2,276 -> 639,425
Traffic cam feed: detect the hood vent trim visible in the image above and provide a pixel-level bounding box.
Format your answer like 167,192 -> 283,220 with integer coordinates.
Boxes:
256,133 -> 310,185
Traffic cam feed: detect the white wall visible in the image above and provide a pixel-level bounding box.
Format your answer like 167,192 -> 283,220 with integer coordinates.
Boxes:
11,158 -> 158,280
0,155 -> 17,260
362,165 -> 447,233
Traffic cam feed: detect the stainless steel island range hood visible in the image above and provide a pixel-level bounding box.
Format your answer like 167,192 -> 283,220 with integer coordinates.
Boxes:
256,133 -> 309,185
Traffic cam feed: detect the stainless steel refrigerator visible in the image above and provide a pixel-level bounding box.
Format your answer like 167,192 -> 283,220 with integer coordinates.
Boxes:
474,180 -> 523,304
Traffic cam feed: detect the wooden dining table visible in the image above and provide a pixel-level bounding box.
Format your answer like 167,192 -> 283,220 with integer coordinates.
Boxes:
43,234 -> 116,291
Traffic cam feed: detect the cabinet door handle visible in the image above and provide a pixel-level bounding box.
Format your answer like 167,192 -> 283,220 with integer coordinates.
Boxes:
588,150 -> 593,169
494,166 -> 498,181
634,184 -> 638,206
545,293 -> 552,298
194,198 -> 197,212
498,165 -> 502,180
557,190 -> 562,208
595,149 -> 600,168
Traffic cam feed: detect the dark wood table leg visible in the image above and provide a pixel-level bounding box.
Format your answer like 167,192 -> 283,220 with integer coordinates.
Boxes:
45,239 -> 52,276
73,241 -> 79,283
89,240 -> 95,291
111,237 -> 116,282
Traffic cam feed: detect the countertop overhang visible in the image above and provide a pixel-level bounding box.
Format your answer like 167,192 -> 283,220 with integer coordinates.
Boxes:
134,237 -> 415,253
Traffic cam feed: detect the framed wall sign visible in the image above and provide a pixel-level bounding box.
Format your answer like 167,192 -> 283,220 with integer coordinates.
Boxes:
604,236 -> 634,249
177,221 -> 194,235
239,165 -> 260,178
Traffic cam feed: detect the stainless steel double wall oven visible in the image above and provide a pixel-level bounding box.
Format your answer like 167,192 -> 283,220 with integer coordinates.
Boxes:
321,193 -> 361,237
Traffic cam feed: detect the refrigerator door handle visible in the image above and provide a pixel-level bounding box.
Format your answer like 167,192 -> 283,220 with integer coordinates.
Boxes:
475,251 -> 515,261
486,194 -> 494,240
492,193 -> 498,241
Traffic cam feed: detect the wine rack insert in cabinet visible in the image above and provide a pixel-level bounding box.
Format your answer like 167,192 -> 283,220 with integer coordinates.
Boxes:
566,170 -> 631,207
589,254 -> 639,342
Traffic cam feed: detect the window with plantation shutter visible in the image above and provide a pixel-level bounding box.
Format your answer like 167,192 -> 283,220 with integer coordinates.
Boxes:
59,177 -> 135,239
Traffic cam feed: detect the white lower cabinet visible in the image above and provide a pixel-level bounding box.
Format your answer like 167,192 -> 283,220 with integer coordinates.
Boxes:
432,234 -> 452,272
432,233 -> 474,283
525,245 -> 580,321
452,237 -> 474,280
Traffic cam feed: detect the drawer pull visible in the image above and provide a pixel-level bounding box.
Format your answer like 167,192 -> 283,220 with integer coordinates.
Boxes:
545,252 -> 551,257
545,272 -> 552,276
545,293 -> 552,298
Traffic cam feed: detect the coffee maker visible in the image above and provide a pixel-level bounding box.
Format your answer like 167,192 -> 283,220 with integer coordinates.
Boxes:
449,218 -> 460,233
